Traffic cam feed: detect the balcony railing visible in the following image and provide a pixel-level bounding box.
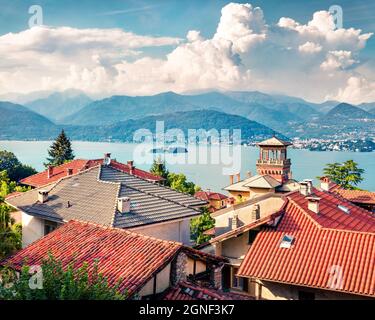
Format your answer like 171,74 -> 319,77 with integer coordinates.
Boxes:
256,159 -> 291,165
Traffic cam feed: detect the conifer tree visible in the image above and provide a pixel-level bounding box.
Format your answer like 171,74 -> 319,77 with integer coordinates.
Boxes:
150,157 -> 169,181
45,130 -> 74,167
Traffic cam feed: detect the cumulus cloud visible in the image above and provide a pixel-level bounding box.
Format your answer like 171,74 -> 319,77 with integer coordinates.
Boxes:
327,76 -> 375,104
0,3 -> 374,103
298,42 -> 322,54
320,50 -> 357,71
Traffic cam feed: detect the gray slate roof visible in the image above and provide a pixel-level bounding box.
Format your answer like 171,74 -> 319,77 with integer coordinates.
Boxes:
7,165 -> 206,229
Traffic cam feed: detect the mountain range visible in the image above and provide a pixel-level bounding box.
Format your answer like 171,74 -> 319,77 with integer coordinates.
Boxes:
1,90 -> 374,141
0,101 -> 277,142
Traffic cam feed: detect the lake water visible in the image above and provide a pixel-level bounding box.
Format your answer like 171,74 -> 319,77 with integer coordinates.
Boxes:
1,140 -> 374,192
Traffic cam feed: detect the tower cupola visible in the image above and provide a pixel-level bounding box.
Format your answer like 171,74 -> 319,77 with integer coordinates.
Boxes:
256,136 -> 292,183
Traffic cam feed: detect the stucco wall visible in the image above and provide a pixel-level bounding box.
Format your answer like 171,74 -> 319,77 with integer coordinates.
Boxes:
186,257 -> 207,275
130,218 -> 191,245
255,280 -> 368,300
138,263 -> 171,297
214,196 -> 284,233
21,212 -> 44,248
221,232 -> 250,259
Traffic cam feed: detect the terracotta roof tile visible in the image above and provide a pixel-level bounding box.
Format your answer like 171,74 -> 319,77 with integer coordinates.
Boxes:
194,191 -> 228,201
334,189 -> 375,205
1,220 -> 182,296
238,189 -> 375,297
20,158 -> 162,188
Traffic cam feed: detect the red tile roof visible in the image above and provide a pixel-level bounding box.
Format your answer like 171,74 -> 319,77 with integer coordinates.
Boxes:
194,191 -> 228,201
20,158 -> 162,187
333,189 -> 375,205
163,281 -> 253,300
238,189 -> 375,297
320,176 -> 375,206
109,160 -> 164,182
1,220 -> 182,296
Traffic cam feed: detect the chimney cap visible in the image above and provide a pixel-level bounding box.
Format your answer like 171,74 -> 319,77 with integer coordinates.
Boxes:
306,195 -> 321,201
38,189 -> 49,195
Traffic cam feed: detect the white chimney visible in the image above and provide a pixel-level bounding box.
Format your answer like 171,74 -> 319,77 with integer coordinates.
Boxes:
231,213 -> 239,230
38,190 -> 49,203
299,182 -> 309,196
304,179 -> 313,194
252,204 -> 260,221
103,153 -> 111,166
320,177 -> 330,191
117,197 -> 131,214
306,196 -> 321,214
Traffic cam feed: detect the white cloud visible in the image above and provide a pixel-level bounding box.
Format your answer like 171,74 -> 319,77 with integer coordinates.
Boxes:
327,76 -> 375,104
298,41 -> 322,54
214,3 -> 267,53
0,3 -> 374,103
320,50 -> 357,71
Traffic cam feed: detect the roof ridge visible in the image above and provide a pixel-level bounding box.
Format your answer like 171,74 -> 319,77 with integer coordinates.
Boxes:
287,196 -> 375,236
106,165 -> 202,210
69,219 -> 184,246
120,180 -> 200,212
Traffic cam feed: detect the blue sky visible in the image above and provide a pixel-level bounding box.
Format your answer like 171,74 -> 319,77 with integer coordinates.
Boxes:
0,1 -> 374,103
1,0 -> 373,50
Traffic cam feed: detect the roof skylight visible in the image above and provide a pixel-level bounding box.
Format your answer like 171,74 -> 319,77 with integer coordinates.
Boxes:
338,205 -> 350,214
280,234 -> 294,249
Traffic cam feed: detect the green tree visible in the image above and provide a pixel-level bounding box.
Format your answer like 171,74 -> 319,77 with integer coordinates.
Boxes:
45,129 -> 74,167
167,172 -> 201,195
0,170 -> 30,200
321,160 -> 365,190
191,207 -> 215,245
0,204 -> 21,259
0,254 -> 127,300
0,170 -> 29,259
150,158 -> 169,181
0,150 -> 37,182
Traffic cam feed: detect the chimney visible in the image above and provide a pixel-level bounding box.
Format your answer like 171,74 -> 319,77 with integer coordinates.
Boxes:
229,175 -> 234,185
67,168 -> 73,176
236,173 -> 241,182
307,196 -> 321,214
231,213 -> 239,230
303,179 -> 313,195
117,197 -> 131,214
320,177 -> 331,191
47,166 -> 53,179
247,171 -> 252,178
127,160 -> 135,175
251,204 -> 260,221
38,190 -> 49,203
299,181 -> 309,196
103,153 -> 111,165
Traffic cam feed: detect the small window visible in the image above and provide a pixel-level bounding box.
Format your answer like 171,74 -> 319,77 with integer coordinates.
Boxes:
231,267 -> 244,290
280,234 -> 294,248
298,291 -> 315,300
44,220 -> 58,236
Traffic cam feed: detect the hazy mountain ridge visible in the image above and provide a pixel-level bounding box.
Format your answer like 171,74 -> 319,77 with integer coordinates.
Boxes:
0,101 -> 57,139
25,90 -> 92,121
0,105 -> 279,142
325,103 -> 375,120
